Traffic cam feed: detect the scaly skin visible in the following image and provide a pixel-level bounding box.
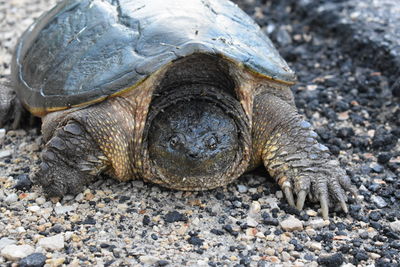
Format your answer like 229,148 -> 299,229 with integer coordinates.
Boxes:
0,81 -> 26,129
251,93 -> 356,219
33,91 -> 356,219
35,120 -> 108,196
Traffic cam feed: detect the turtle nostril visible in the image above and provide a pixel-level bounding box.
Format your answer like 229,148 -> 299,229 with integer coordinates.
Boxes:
188,151 -> 199,159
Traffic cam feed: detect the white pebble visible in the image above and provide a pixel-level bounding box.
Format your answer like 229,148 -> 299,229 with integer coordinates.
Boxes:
28,205 -> 41,213
275,190 -> 283,199
16,227 -> 26,233
38,234 -> 65,251
249,201 -> 261,214
139,255 -> 160,265
280,216 -> 303,231
309,242 -> 322,251
0,149 -> 12,159
371,195 -> 387,208
0,238 -> 16,250
54,204 -> 75,215
0,129 -> 5,139
308,218 -> 327,229
35,197 -> 46,205
237,184 -> 248,193
5,193 -> 18,203
246,217 -> 258,227
389,221 -> 400,233
281,251 -> 291,261
0,244 -> 34,261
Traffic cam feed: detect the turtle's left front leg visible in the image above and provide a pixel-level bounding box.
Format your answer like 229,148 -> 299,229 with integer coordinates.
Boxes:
252,93 -> 356,219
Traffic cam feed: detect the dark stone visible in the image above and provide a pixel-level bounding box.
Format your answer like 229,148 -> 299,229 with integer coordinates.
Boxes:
89,246 -> 98,252
392,77 -> 400,97
142,215 -> 151,226
372,127 -> 398,151
118,195 -> 130,203
215,192 -> 225,200
223,224 -> 238,237
210,229 -> 224,236
188,236 -> 204,246
377,153 -> 392,164
279,203 -> 300,216
370,222 -> 382,230
337,127 -> 354,139
164,211 -> 188,223
359,232 -> 369,239
355,251 -> 369,262
82,216 -> 96,225
19,253 -> 46,267
13,174 -> 33,191
369,211 -> 382,221
156,260 -> 170,266
50,224 -> 64,233
262,217 -> 279,226
317,253 -> 344,267
370,163 -> 384,173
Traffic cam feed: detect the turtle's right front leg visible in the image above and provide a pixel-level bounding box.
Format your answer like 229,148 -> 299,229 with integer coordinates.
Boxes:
35,119 -> 109,197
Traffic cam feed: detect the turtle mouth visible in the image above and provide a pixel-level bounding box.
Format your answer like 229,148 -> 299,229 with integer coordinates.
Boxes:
142,84 -> 251,191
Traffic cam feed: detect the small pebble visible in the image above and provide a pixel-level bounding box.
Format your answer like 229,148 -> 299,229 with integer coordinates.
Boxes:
5,193 -> 18,203
246,217 -> 258,227
280,216 -> 303,231
27,206 -> 40,213
139,255 -> 160,265
0,128 -> 6,139
46,258 -> 65,267
37,234 -> 65,251
0,238 -> 16,250
164,211 -> 188,223
13,174 -> 33,191
309,218 -> 328,229
0,149 -> 12,159
1,245 -> 35,261
389,221 -> 400,233
371,195 -> 387,208
317,253 -> 344,267
19,253 -> 47,267
237,184 -> 248,193
35,197 -> 46,205
54,204 -> 75,215
249,201 -> 261,214
309,242 -> 322,251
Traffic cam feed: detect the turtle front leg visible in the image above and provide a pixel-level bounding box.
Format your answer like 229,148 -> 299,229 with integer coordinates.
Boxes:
252,93 -> 356,219
35,119 -> 109,197
0,81 -> 27,129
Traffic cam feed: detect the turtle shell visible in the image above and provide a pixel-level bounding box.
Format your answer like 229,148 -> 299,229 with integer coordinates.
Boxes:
12,0 -> 296,116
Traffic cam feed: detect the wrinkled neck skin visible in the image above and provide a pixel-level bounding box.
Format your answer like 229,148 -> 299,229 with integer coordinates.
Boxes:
142,84 -> 251,191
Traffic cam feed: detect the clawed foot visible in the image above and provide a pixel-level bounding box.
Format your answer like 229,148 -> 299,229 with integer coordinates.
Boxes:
34,120 -> 107,197
280,158 -> 357,220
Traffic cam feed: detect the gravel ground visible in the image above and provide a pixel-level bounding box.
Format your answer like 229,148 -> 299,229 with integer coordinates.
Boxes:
1,0 -> 399,266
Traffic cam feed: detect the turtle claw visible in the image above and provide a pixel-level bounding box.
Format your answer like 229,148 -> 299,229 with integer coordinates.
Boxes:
283,185 -> 295,207
296,190 -> 307,210
340,201 -> 348,214
320,197 -> 329,220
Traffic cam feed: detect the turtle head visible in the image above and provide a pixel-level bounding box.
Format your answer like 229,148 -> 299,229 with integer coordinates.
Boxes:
148,100 -> 240,189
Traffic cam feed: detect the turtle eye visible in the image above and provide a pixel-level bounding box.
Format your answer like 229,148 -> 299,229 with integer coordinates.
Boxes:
206,136 -> 218,150
169,135 -> 180,148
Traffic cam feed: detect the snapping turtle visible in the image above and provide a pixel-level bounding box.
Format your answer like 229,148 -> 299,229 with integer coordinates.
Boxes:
1,0 -> 356,219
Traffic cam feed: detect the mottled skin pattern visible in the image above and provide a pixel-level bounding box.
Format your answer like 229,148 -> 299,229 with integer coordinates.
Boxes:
21,58 -> 356,220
